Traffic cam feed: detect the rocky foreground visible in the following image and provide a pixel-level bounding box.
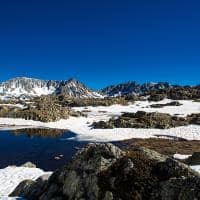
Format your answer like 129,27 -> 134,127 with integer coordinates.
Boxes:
10,143 -> 200,200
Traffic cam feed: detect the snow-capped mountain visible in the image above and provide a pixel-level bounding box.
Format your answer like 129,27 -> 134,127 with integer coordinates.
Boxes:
100,81 -> 172,97
56,78 -> 102,98
0,77 -> 102,99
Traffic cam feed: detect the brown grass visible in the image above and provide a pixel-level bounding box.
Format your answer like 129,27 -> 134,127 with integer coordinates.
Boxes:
122,138 -> 200,156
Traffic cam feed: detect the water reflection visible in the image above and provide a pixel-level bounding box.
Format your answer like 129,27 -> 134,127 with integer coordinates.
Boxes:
0,129 -> 85,171
10,128 -> 66,138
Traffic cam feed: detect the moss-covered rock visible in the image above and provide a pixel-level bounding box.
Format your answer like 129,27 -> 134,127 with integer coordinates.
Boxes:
10,143 -> 200,200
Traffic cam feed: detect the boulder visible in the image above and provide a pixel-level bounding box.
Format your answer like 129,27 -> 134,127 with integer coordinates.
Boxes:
9,175 -> 50,200
10,143 -> 200,200
148,93 -> 167,101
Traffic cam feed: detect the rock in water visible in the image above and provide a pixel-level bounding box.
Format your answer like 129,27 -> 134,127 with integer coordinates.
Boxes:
21,162 -> 36,168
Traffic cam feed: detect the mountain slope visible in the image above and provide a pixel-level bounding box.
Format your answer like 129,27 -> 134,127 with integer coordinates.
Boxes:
56,78 -> 102,98
0,77 -> 102,99
101,81 -> 172,97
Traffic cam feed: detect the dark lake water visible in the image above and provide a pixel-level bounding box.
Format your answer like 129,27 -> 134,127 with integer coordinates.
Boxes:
0,128 -> 88,171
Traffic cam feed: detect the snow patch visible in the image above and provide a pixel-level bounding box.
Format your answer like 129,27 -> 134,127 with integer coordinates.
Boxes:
173,154 -> 191,160
190,165 -> 200,174
0,166 -> 51,199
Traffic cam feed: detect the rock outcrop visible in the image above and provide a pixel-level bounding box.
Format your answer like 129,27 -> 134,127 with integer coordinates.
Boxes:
148,86 -> 200,101
150,101 -> 182,108
10,143 -> 200,200
93,111 -> 190,129
93,111 -> 200,129
0,96 -> 83,122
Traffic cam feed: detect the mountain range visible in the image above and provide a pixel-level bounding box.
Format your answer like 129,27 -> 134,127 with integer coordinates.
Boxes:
0,77 -> 101,99
0,77 -> 184,100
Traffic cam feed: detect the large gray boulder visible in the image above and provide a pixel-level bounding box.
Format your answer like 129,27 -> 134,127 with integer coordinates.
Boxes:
10,143 -> 200,200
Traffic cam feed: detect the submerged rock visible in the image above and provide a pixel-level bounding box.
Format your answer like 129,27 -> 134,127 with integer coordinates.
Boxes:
21,162 -> 36,168
10,143 -> 200,200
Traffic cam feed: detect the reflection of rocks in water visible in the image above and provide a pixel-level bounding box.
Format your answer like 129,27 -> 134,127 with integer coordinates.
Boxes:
10,128 -> 66,138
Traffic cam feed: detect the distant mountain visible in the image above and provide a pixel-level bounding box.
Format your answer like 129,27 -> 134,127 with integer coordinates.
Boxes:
0,77 -> 189,100
0,77 -> 102,99
100,81 -> 173,97
56,78 -> 102,98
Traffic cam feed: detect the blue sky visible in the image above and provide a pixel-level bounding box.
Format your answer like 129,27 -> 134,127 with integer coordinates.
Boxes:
0,0 -> 200,89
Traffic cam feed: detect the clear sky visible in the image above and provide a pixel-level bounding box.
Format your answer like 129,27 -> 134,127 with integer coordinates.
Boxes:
0,0 -> 200,89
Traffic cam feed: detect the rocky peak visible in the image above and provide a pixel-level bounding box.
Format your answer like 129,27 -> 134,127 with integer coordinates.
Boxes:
57,78 -> 102,98
101,81 -> 173,97
0,77 -> 102,99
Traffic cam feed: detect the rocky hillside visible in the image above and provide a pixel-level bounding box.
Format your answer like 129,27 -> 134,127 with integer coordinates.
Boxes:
56,78 -> 102,98
0,77 -> 102,99
10,143 -> 200,200
101,81 -> 173,97
0,77 -> 199,100
0,96 -> 84,122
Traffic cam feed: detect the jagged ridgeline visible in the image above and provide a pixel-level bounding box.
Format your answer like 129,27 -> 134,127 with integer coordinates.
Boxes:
100,81 -> 173,96
0,77 -> 199,100
0,77 -> 102,99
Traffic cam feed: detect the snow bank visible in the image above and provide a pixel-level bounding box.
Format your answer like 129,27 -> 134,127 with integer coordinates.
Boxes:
0,166 -> 51,199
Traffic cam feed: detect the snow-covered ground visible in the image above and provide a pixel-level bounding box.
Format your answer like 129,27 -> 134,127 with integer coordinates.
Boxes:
0,104 -> 25,109
0,99 -> 199,141
190,165 -> 200,174
0,100 -> 199,198
0,166 -> 51,199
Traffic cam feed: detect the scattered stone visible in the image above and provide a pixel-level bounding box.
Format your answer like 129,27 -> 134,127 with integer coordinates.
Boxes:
92,120 -> 115,129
